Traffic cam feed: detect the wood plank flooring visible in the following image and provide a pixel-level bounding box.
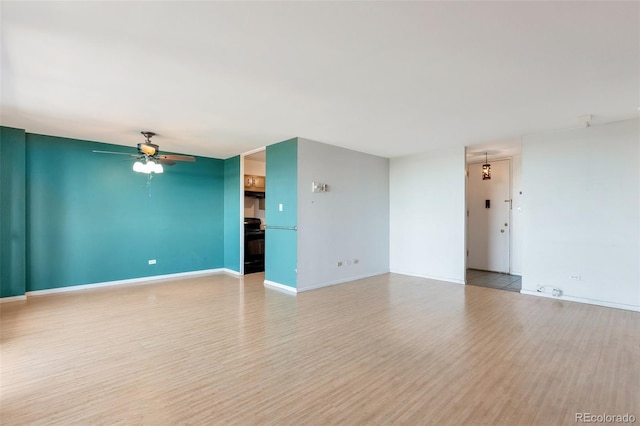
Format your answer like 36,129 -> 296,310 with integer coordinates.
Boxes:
1,272 -> 638,425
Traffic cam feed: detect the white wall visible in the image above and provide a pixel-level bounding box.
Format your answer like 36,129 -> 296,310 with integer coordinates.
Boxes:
244,159 -> 266,176
296,138 -> 390,291
522,119 -> 640,310
511,153 -> 523,275
244,197 -> 265,221
390,146 -> 466,284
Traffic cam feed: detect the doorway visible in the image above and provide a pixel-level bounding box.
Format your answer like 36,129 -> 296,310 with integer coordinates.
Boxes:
467,158 -> 511,273
466,156 -> 521,292
465,143 -> 523,292
242,149 -> 266,275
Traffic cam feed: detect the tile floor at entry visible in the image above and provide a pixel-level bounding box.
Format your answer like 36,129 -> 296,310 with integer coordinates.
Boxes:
466,269 -> 522,292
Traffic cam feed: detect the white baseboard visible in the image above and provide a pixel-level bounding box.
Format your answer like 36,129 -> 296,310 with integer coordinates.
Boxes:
390,270 -> 465,285
263,280 -> 297,294
520,289 -> 640,312
222,268 -> 241,276
0,295 -> 27,303
296,272 -> 389,292
24,268 -> 226,297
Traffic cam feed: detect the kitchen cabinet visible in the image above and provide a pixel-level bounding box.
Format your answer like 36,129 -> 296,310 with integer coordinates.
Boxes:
244,175 -> 265,192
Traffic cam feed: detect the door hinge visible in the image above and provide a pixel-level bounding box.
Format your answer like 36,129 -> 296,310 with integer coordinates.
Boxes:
466,250 -> 469,257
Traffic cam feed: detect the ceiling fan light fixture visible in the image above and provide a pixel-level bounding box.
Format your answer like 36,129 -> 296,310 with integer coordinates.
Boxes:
96,130 -> 194,174
132,160 -> 163,174
138,142 -> 158,156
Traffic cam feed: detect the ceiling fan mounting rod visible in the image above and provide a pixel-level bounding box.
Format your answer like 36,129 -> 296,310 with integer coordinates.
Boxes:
141,131 -> 156,142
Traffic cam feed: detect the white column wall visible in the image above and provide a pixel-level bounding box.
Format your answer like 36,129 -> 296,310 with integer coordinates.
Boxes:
390,146 -> 466,284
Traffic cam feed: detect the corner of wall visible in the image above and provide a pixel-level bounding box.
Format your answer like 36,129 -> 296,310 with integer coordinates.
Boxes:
223,156 -> 241,273
0,126 -> 27,298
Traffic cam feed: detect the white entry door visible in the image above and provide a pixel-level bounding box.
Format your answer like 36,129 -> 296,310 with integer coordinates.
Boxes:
467,159 -> 510,273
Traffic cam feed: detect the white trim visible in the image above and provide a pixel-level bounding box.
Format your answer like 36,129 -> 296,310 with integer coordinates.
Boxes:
222,268 -> 241,276
242,147 -> 267,157
464,146 -> 468,275
263,280 -> 297,294
296,272 -> 389,292
0,295 -> 27,303
390,270 -> 465,285
520,290 -> 640,312
239,154 -> 245,275
26,269 -> 226,297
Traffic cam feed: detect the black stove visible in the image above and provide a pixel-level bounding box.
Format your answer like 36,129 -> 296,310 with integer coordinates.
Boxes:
244,218 -> 264,274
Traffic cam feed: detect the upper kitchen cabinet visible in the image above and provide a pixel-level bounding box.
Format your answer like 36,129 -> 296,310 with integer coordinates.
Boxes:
244,174 -> 265,192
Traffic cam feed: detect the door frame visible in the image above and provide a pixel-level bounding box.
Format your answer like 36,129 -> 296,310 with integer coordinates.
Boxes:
465,155 -> 514,277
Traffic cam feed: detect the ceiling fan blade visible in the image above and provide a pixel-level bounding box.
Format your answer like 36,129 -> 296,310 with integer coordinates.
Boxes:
157,158 -> 177,166
158,154 -> 196,162
93,150 -> 137,157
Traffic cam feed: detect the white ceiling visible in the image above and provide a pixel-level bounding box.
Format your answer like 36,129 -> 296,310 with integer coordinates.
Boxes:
245,149 -> 266,163
1,1 -> 638,159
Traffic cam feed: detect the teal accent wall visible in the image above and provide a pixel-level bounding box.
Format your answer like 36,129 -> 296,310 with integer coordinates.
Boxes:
265,138 -> 298,288
224,156 -> 241,272
25,133 -> 225,291
0,127 -> 27,297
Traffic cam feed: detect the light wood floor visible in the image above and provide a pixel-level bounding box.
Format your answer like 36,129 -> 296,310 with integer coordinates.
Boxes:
1,273 -> 638,425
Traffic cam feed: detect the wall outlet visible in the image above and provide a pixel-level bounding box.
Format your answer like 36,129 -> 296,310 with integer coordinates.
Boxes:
337,261 -> 343,267
148,259 -> 157,265
278,203 -> 283,211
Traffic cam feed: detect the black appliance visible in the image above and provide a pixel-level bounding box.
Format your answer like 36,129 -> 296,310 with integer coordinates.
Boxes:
245,190 -> 265,199
244,217 -> 265,274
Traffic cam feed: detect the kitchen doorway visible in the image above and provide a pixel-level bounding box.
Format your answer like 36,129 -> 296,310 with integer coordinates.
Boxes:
242,149 -> 266,275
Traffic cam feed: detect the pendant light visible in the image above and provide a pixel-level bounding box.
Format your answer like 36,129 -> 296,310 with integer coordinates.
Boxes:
482,152 -> 491,180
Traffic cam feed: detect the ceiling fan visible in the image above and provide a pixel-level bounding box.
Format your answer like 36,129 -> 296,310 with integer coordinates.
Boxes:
93,131 -> 196,174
